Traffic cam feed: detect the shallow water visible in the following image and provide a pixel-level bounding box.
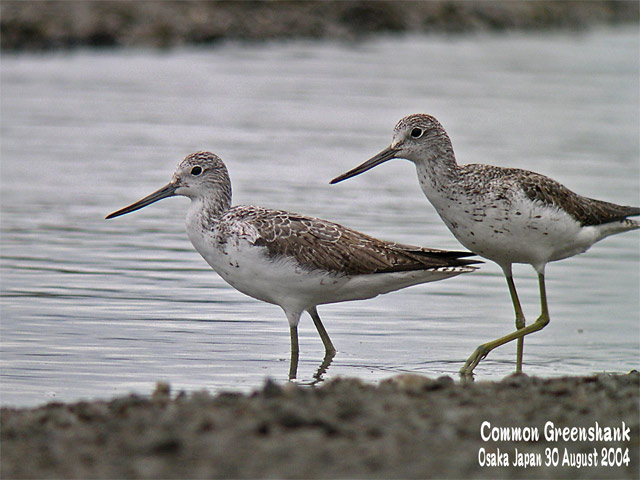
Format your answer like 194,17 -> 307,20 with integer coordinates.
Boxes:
1,28 -> 638,407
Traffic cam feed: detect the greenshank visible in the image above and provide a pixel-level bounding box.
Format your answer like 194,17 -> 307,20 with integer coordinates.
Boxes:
331,114 -> 639,375
107,151 -> 479,379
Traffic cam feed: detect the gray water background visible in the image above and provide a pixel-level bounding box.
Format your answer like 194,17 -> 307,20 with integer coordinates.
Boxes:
1,28 -> 638,407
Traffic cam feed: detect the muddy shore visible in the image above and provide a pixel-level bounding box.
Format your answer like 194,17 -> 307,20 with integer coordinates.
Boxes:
2,0 -> 639,51
2,372 -> 638,479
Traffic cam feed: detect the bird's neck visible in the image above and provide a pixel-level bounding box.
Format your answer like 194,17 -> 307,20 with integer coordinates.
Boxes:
187,190 -> 232,231
415,136 -> 460,191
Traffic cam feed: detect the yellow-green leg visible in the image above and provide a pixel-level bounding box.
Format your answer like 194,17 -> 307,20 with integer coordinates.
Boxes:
288,325 -> 299,380
308,307 -> 336,354
461,273 -> 549,375
289,308 -> 336,381
505,275 -> 526,373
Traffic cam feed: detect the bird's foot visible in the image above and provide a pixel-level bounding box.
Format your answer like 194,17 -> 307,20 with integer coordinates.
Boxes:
460,343 -> 491,376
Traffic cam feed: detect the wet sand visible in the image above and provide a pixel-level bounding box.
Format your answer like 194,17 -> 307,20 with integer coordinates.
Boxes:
2,0 -> 638,51
2,372 -> 638,479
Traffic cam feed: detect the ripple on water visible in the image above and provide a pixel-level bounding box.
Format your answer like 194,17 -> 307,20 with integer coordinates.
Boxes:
1,29 -> 638,406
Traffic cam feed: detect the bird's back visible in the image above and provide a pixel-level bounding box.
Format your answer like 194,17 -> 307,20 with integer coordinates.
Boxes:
458,164 -> 640,226
220,205 -> 479,277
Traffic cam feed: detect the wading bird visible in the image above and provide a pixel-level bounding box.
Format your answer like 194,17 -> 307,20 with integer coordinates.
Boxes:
331,114 -> 639,375
107,151 -> 479,379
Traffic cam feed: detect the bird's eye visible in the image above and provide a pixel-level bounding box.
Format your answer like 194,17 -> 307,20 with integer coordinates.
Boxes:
410,128 -> 423,138
191,166 -> 203,176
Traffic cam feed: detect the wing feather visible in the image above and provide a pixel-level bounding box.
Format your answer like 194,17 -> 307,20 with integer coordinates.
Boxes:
461,164 -> 640,227
516,171 -> 640,226
228,207 -> 478,275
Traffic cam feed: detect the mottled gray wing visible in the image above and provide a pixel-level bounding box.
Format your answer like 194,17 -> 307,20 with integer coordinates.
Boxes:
241,208 -> 477,275
516,171 -> 640,226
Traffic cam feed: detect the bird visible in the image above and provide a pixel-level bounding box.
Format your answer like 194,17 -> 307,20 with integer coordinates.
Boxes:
106,151 -> 479,379
331,113 -> 640,375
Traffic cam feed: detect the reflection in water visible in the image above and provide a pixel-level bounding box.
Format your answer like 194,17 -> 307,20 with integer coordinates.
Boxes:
1,28 -> 638,406
288,348 -> 338,385
312,350 -> 336,385
288,349 -> 336,385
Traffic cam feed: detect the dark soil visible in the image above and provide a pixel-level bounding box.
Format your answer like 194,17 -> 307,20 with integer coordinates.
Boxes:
2,372 -> 638,478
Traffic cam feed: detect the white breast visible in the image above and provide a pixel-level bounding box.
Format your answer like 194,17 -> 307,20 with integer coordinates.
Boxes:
184,206 -> 470,320
417,171 -> 594,270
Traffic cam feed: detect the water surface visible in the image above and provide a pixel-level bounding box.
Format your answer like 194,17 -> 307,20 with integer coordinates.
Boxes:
1,29 -> 638,406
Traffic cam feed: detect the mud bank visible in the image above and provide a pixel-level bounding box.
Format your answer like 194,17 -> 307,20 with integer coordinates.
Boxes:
2,1 -> 639,51
2,372 -> 638,478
